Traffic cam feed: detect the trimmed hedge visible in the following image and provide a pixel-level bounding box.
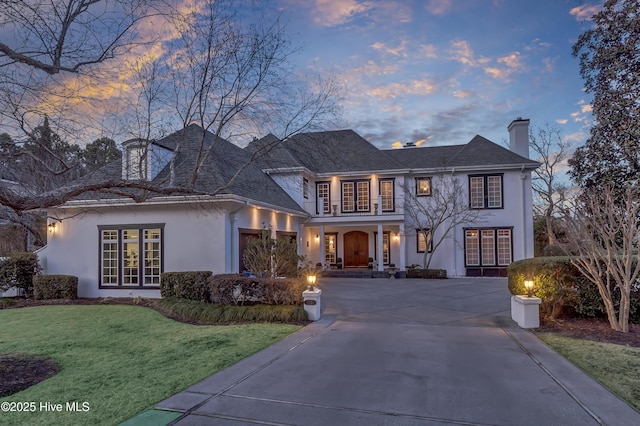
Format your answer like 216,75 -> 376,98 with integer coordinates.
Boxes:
0,252 -> 40,297
33,275 -> 78,300
406,268 -> 447,279
158,298 -> 308,323
507,257 -> 640,322
209,274 -> 306,305
160,271 -> 212,302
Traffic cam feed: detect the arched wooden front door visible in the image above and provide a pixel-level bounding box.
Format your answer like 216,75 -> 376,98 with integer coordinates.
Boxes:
344,231 -> 368,267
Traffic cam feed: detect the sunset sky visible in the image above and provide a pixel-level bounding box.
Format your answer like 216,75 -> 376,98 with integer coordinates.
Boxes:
274,0 -> 599,150
3,0 -> 602,155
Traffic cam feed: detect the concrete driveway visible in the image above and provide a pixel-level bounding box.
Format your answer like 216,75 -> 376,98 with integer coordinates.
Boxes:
156,278 -> 640,425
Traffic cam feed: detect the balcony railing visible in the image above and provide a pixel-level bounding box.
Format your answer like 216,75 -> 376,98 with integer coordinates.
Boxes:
303,197 -> 404,217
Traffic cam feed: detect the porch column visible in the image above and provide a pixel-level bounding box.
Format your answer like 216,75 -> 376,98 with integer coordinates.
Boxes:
229,212 -> 239,273
377,223 -> 384,271
319,225 -> 326,269
399,223 -> 406,271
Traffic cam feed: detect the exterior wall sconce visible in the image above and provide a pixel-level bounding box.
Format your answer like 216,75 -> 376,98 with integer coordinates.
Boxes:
48,222 -> 56,234
315,234 -> 320,242
393,232 -> 400,241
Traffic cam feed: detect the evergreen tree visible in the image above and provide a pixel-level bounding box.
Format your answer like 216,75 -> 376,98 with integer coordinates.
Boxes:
569,0 -> 640,190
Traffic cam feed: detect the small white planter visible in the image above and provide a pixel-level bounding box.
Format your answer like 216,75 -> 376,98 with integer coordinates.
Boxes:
511,295 -> 541,328
303,288 -> 322,321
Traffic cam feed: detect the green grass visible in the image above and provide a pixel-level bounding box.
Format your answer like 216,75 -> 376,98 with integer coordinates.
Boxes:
0,305 -> 300,425
538,333 -> 640,411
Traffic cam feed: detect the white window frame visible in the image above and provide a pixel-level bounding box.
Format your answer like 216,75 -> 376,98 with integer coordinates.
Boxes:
342,180 -> 370,213
469,175 -> 503,209
464,227 -> 512,267
416,177 -> 432,196
417,228 -> 433,253
126,146 -> 148,180
380,179 -> 395,212
99,225 -> 164,288
316,182 -> 330,214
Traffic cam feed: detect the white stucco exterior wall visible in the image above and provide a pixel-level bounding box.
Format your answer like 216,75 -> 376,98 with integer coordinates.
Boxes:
45,202 -> 227,298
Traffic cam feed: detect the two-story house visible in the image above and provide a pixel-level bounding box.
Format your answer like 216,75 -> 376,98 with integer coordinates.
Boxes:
247,118 -> 538,277
39,119 -> 537,298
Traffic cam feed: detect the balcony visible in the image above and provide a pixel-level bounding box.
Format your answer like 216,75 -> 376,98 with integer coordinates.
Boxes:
303,197 -> 404,218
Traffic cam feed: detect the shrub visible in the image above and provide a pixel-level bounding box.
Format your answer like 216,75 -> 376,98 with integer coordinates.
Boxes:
160,271 -> 212,302
33,275 -> 78,300
0,252 -> 40,297
157,298 -> 307,323
507,257 -> 640,322
406,268 -> 447,279
209,274 -> 306,305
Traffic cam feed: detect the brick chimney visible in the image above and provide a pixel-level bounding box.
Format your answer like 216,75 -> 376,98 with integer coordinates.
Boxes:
508,117 -> 530,159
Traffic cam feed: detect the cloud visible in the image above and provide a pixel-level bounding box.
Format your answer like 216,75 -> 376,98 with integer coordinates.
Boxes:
311,0 -> 372,27
391,141 -> 404,149
569,4 -> 601,21
371,40 -> 408,57
453,90 -> 473,99
367,78 -> 436,99
484,52 -> 524,80
427,0 -> 452,15
418,44 -> 438,59
556,119 -> 568,125
449,40 -> 489,67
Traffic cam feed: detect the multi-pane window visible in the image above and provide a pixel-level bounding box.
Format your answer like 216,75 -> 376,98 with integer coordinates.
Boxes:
144,229 -> 162,285
416,177 -> 432,196
99,225 -> 163,287
374,232 -> 390,265
417,229 -> 432,253
316,182 -> 330,214
303,178 -> 309,199
126,146 -> 147,180
342,182 -> 354,212
465,230 -> 480,266
325,234 -> 337,265
469,175 -> 503,209
123,229 -> 139,285
487,176 -> 503,208
380,179 -> 394,212
357,181 -> 370,211
465,228 -> 512,267
497,229 -> 512,266
101,231 -> 119,285
342,180 -> 370,213
481,230 -> 495,265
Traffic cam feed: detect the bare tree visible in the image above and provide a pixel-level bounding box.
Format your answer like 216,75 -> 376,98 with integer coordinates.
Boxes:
0,0 -> 340,214
403,173 -> 481,269
530,124 -> 571,246
561,185 -> 640,333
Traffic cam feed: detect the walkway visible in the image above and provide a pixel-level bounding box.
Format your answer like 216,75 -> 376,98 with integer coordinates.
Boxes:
151,278 -> 640,425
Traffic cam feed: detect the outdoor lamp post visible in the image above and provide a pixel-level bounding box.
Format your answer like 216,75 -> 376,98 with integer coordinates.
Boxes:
306,274 -> 317,291
524,279 -> 534,297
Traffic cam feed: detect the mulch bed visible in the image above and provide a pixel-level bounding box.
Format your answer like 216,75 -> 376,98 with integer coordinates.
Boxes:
0,354 -> 59,397
535,317 -> 640,347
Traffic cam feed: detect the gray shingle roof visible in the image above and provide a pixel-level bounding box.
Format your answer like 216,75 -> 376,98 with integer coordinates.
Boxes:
248,130 -> 538,174
247,129 -> 403,173
382,135 -> 539,169
72,124 -> 305,213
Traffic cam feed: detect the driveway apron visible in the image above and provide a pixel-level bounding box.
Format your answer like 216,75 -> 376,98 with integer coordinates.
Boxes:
156,278 -> 640,426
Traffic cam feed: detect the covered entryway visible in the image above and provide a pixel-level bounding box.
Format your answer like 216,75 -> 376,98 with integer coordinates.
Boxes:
344,231 -> 368,267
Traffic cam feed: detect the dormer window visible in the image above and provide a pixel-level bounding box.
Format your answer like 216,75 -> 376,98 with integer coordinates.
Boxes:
125,145 -> 148,180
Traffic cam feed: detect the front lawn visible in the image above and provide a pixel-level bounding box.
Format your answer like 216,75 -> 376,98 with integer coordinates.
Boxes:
537,333 -> 640,411
0,305 -> 299,425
